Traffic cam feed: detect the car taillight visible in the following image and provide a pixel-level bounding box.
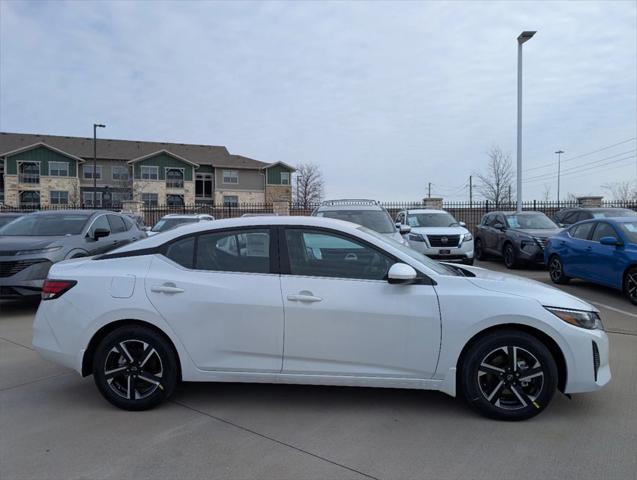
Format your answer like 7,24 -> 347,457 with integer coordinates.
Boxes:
41,279 -> 77,300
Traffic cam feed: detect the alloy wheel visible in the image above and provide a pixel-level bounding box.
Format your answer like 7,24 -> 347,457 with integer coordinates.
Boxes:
503,245 -> 514,268
103,339 -> 164,401
549,257 -> 562,282
477,346 -> 544,410
626,271 -> 637,303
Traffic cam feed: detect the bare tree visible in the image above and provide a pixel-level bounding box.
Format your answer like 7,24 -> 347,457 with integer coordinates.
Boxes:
602,181 -> 636,202
541,184 -> 552,202
476,146 -> 514,207
293,163 -> 325,207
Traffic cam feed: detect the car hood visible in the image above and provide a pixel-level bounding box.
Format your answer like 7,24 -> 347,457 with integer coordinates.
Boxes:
509,228 -> 562,238
0,236 -> 63,253
410,226 -> 468,235
458,265 -> 595,311
384,231 -> 409,245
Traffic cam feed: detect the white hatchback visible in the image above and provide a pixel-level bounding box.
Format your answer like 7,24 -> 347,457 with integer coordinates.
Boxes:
33,216 -> 610,420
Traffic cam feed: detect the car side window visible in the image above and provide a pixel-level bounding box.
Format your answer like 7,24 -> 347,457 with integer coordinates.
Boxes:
88,215 -> 110,236
483,214 -> 494,226
196,229 -> 270,273
107,215 -> 127,233
165,236 -> 195,268
496,215 -> 507,227
121,216 -> 135,230
285,228 -> 394,281
570,222 -> 594,240
591,222 -> 618,242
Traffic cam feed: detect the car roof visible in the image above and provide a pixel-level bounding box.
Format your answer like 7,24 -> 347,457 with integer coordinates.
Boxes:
487,211 -> 546,216
403,209 -> 449,214
30,209 -> 102,216
160,214 -> 211,219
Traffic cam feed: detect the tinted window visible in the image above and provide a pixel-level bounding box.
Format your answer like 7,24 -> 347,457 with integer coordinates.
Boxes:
285,229 -> 394,280
591,222 -> 618,242
406,212 -> 459,228
196,229 -> 270,273
570,222 -> 594,240
619,222 -> 637,243
560,211 -> 579,225
481,214 -> 492,226
89,215 -> 111,236
121,216 -> 135,230
0,214 -> 90,236
107,215 -> 127,233
316,209 -> 395,234
592,209 -> 635,219
165,236 -> 195,268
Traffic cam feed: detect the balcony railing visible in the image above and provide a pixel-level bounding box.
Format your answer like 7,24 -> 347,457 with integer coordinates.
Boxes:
19,173 -> 40,184
166,179 -> 184,189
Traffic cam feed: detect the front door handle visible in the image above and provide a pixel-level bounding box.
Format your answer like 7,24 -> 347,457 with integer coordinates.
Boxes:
287,292 -> 322,303
151,284 -> 185,294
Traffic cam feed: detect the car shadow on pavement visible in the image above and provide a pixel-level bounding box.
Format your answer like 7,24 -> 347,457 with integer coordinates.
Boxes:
0,298 -> 40,316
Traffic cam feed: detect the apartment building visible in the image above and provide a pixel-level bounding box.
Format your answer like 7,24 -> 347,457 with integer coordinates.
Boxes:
0,132 -> 294,208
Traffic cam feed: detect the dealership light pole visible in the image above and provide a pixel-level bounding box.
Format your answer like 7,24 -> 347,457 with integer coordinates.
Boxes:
516,30 -> 536,213
93,123 -> 106,206
555,149 -> 564,206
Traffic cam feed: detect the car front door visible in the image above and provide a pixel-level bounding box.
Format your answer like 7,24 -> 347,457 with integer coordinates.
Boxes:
587,222 -> 624,288
279,227 -> 441,378
479,214 -> 497,254
145,227 -> 284,372
564,221 -> 596,279
84,214 -> 113,255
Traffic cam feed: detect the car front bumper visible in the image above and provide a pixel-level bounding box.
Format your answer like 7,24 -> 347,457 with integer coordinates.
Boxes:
562,325 -> 611,394
407,240 -> 474,263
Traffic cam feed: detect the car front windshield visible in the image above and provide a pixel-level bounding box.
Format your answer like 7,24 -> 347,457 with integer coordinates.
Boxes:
619,222 -> 637,243
152,218 -> 199,232
0,214 -> 90,236
356,226 -> 459,276
506,214 -> 557,230
0,216 -> 20,229
317,209 -> 396,234
407,212 -> 459,228
592,209 -> 635,218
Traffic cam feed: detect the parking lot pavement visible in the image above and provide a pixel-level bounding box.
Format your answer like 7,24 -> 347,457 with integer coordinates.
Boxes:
1,268 -> 636,480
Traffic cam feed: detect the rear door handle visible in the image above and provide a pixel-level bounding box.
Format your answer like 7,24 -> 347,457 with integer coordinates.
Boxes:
287,293 -> 322,303
151,284 -> 185,294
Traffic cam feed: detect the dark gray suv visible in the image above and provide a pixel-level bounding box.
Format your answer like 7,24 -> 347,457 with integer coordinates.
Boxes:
0,210 -> 146,298
474,211 -> 561,269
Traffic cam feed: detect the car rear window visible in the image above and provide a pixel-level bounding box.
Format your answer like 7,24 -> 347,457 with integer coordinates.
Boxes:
316,209 -> 395,234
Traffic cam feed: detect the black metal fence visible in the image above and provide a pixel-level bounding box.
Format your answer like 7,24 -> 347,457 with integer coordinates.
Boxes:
141,203 -> 275,226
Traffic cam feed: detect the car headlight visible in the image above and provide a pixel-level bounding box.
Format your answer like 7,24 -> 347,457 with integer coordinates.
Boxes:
409,233 -> 426,242
463,233 -> 473,241
15,246 -> 63,256
545,307 -> 603,330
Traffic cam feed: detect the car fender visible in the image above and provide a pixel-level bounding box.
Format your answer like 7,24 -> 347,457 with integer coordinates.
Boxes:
65,248 -> 89,259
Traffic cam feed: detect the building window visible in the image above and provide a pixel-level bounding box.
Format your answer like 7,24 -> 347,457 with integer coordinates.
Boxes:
83,165 -> 102,180
19,190 -> 40,207
48,161 -> 69,177
280,171 -> 290,185
223,195 -> 239,207
110,191 -> 130,205
223,170 -> 239,184
141,193 -> 159,206
140,166 -> 159,180
196,173 -> 213,198
49,191 -> 69,205
167,194 -> 184,207
112,166 -> 129,181
166,168 -> 184,188
18,162 -> 40,184
83,191 -> 103,207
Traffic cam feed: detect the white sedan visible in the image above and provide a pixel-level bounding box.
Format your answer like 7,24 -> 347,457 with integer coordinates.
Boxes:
33,216 -> 610,420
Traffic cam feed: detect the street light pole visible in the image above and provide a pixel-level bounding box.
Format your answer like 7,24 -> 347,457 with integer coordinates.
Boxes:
555,149 -> 564,206
516,30 -> 536,213
93,124 -> 105,207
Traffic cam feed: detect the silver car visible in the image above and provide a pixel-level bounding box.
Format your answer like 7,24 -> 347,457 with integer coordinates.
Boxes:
0,210 -> 146,298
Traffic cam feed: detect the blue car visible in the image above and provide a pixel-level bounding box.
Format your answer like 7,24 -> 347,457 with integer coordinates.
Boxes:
545,217 -> 637,305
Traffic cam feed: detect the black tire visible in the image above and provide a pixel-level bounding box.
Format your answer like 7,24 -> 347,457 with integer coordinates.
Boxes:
93,325 -> 178,411
475,238 -> 486,260
623,266 -> 637,305
460,330 -> 558,421
462,257 -> 475,266
549,255 -> 570,285
502,243 -> 519,269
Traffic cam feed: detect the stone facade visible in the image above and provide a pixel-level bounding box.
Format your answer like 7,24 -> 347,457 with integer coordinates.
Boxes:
214,190 -> 266,204
265,185 -> 292,202
3,174 -> 80,207
422,197 -> 444,209
132,180 -> 195,204
577,196 -> 604,208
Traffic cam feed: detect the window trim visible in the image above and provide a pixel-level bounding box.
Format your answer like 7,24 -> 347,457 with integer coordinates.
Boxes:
222,169 -> 239,184
48,161 -> 69,177
83,164 -> 102,180
140,165 -> 159,180
141,192 -> 159,206
112,165 -> 130,181
49,190 -> 69,205
280,171 -> 290,185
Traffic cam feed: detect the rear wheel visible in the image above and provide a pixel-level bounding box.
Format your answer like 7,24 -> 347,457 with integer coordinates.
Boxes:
475,238 -> 486,260
503,243 -> 519,269
460,330 -> 558,421
549,255 -> 570,284
624,267 -> 637,305
93,325 -> 178,410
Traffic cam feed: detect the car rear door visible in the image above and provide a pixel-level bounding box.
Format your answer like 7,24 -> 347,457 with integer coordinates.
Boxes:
279,227 -> 440,378
145,227 -> 284,372
106,214 -> 134,249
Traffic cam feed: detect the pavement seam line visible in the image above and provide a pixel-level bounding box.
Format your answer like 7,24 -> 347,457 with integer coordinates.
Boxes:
171,399 -> 382,480
0,335 -> 35,351
0,371 -> 74,393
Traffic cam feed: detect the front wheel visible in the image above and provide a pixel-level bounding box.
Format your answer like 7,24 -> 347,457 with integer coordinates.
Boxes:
475,238 -> 486,260
549,255 -> 570,285
503,243 -> 519,269
93,325 -> 178,410
460,330 -> 558,421
624,267 -> 637,305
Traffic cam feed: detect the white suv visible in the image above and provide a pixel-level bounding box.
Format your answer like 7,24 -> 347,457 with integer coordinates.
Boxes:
313,199 -> 409,245
396,209 -> 474,265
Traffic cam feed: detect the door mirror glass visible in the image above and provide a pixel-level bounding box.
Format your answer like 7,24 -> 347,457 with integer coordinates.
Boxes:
599,236 -> 621,246
93,228 -> 110,240
459,221 -> 467,227
395,222 -> 401,229
493,222 -> 505,231
399,225 -> 411,234
387,263 -> 417,284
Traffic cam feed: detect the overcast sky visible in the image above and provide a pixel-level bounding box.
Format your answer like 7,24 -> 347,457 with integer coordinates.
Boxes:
1,0 -> 635,201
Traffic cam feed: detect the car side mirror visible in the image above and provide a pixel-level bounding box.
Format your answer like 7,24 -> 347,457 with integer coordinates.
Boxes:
599,236 -> 622,246
387,263 -> 417,285
92,228 -> 110,240
395,222 -> 401,229
459,221 -> 466,227
399,225 -> 411,234
493,222 -> 505,231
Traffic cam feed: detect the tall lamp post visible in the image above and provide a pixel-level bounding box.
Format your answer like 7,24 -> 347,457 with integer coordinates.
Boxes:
93,123 -> 106,206
555,149 -> 564,206
516,30 -> 536,213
